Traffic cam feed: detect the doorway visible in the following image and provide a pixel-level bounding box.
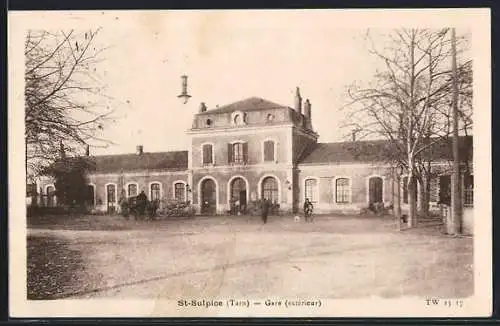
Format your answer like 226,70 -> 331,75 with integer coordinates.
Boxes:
368,177 -> 383,204
230,177 -> 247,214
201,178 -> 217,215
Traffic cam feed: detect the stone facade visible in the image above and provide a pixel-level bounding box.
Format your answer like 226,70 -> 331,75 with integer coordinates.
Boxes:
36,91 -> 474,216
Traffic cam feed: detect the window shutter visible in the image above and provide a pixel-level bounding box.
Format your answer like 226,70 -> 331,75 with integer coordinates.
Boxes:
203,144 -> 212,164
242,142 -> 248,163
208,145 -> 213,163
228,143 -> 233,163
264,141 -> 274,161
203,145 -> 208,163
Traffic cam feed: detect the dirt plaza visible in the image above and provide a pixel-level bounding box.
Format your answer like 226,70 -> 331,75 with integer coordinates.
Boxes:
27,214 -> 473,300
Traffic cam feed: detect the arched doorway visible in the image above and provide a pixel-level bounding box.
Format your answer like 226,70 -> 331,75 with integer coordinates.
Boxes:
201,178 -> 217,215
230,177 -> 247,214
46,185 -> 55,207
86,185 -> 95,206
261,176 -> 279,203
106,184 -> 117,213
368,177 -> 383,204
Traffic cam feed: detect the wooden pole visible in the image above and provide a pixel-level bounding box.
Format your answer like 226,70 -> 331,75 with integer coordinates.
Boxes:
449,28 -> 463,235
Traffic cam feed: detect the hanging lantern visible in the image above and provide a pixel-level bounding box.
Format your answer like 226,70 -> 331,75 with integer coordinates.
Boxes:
177,75 -> 192,104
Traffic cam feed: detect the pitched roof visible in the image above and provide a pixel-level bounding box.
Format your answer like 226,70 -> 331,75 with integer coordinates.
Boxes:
299,136 -> 473,165
88,151 -> 188,173
197,97 -> 290,115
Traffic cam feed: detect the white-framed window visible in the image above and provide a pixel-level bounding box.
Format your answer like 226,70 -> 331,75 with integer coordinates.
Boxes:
45,184 -> 56,207
335,177 -> 350,204
126,183 -> 138,197
262,176 -> 279,203
201,143 -> 214,165
87,184 -> 96,206
105,183 -> 117,204
304,178 -> 319,203
262,139 -> 276,162
149,182 -> 162,202
173,181 -> 187,202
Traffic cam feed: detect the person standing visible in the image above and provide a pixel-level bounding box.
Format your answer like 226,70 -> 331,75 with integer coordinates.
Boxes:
261,198 -> 270,224
304,198 -> 314,223
137,190 -> 148,216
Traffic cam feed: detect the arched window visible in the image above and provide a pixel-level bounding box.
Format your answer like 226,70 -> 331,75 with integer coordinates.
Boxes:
304,179 -> 318,203
174,182 -> 186,201
202,143 -> 213,165
150,183 -> 161,201
127,183 -> 138,197
263,140 -> 275,162
262,177 -> 279,203
368,177 -> 383,204
335,178 -> 350,203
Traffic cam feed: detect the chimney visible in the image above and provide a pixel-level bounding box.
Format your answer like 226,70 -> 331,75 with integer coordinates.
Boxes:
304,99 -> 311,119
85,144 -> 90,156
136,145 -> 144,155
199,102 -> 207,113
294,87 -> 302,113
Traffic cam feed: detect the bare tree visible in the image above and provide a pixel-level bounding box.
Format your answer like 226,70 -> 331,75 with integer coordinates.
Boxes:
341,28 -> 472,228
25,29 -> 114,178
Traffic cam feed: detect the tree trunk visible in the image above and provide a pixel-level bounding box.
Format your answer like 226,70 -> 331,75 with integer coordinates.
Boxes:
424,174 -> 431,215
407,174 -> 417,228
396,175 -> 402,229
418,175 -> 430,217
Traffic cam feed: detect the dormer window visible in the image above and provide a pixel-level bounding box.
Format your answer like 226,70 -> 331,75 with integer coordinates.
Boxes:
231,111 -> 246,126
234,114 -> 242,125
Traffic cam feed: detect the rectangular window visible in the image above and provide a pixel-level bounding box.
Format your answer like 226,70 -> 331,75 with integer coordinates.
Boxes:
174,183 -> 185,201
305,179 -> 318,203
263,140 -> 275,162
202,144 -> 213,164
335,178 -> 350,203
231,142 -> 247,164
464,175 -> 474,206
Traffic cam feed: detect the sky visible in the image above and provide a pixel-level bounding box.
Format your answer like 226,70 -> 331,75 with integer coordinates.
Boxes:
83,11 -> 384,155
12,10 -> 479,156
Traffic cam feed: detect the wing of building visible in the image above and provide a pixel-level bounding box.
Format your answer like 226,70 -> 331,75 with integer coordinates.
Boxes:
36,89 -> 474,216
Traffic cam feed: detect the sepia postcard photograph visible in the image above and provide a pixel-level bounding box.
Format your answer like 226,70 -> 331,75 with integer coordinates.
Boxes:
8,8 -> 492,318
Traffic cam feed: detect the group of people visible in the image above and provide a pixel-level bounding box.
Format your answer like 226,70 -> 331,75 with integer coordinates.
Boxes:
260,197 -> 314,224
119,190 -> 151,218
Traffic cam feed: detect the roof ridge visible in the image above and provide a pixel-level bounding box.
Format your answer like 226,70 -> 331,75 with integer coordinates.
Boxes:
90,150 -> 188,158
